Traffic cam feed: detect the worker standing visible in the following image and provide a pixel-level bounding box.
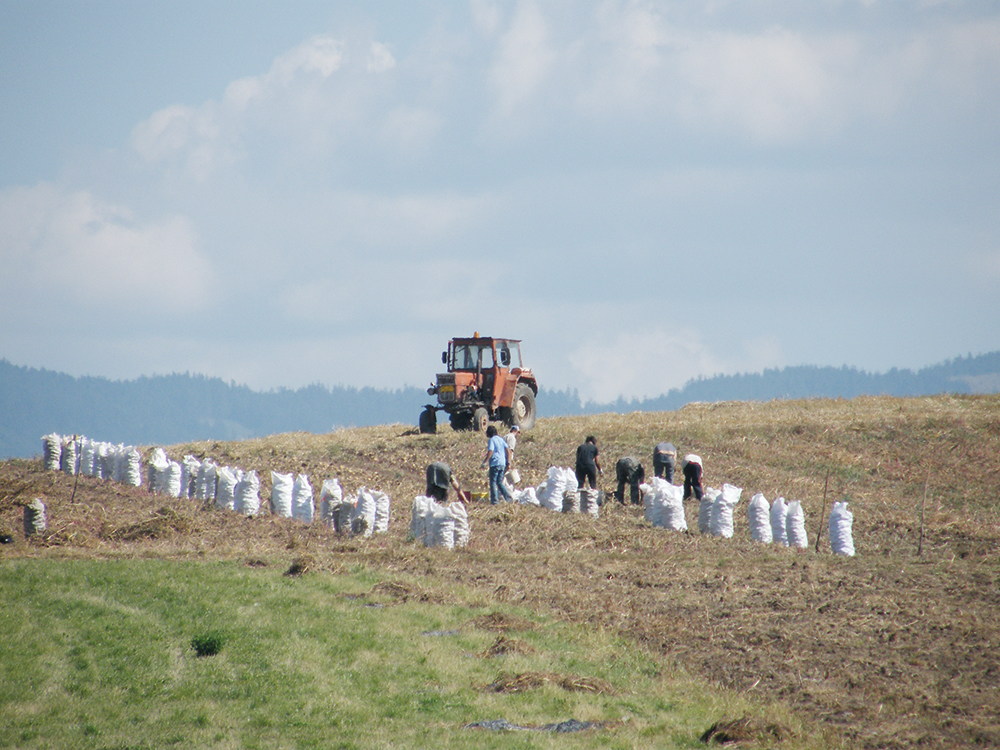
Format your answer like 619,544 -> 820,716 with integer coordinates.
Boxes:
575,435 -> 602,491
482,425 -> 512,504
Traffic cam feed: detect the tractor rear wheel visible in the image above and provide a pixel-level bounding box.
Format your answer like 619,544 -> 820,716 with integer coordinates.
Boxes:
511,384 -> 536,430
419,407 -> 437,434
472,407 -> 489,433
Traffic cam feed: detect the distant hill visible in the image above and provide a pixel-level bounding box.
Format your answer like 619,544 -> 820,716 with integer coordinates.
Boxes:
2,351 -> 998,459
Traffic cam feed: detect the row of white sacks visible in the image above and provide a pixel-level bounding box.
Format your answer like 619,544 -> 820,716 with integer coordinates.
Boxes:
642,478 -> 855,556
43,434 -> 144,485
146,449 -> 390,536
42,435 -> 390,536
507,466 -> 600,514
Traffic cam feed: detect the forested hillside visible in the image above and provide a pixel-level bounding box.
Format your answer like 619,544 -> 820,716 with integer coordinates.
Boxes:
2,351 -> 998,458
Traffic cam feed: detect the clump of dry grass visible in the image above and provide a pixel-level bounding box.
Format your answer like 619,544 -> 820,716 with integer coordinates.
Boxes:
481,671 -> 614,694
284,555 -> 315,576
481,635 -> 535,658
700,716 -> 790,745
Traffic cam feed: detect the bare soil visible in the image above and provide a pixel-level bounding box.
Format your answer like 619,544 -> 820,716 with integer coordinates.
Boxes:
2,395 -> 999,748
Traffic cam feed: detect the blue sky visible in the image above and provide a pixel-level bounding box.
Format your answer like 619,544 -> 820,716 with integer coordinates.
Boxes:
2,1 -> 998,403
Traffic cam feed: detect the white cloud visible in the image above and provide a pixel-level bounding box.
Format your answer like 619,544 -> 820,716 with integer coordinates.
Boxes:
368,41 -> 397,72
490,1 -> 557,117
564,327 -> 785,403
0,183 -> 211,321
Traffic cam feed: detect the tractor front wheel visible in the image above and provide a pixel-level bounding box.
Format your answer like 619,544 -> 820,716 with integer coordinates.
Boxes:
511,384 -> 537,430
472,407 -> 489,433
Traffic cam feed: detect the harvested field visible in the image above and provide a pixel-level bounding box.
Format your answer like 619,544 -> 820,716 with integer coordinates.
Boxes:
2,394 -> 999,748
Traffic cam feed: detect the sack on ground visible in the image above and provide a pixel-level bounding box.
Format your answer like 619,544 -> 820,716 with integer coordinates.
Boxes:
270,471 -> 293,518
235,470 -> 261,516
829,501 -> 855,556
43,434 -> 62,472
216,467 -> 239,511
748,493 -> 772,543
699,488 -> 718,534
318,479 -> 344,528
292,474 -> 314,524
770,496 -> 789,546
710,483 -> 742,538
785,500 -> 808,548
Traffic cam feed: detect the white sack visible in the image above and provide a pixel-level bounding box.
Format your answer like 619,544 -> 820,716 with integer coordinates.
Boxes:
42,434 -> 62,472
181,456 -> 201,499
80,438 -> 96,477
123,447 -> 143,487
61,437 -> 78,475
235,470 -> 261,516
318,479 -> 344,528
660,482 -> 687,532
451,501 -> 470,547
292,474 -> 314,524
699,488 -> 718,535
430,501 -> 455,549
581,488 -> 600,517
270,471 -> 294,518
748,493 -> 772,543
710,483 -> 742,538
511,487 -> 539,506
149,448 -> 170,494
411,496 -> 431,544
351,488 -> 377,537
785,500 -> 808,549
770,496 -> 789,546
112,444 -> 127,483
216,467 -> 239,511
165,461 -> 183,497
372,490 -> 390,534
197,460 -> 218,501
829,501 -> 855,557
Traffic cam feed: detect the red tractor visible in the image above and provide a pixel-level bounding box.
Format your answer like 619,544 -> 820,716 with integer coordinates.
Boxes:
419,334 -> 538,433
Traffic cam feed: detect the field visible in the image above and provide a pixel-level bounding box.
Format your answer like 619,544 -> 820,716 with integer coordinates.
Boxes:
2,395 -> 999,748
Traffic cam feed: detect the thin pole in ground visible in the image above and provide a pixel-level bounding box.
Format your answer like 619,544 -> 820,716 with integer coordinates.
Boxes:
917,471 -> 929,556
814,468 -> 830,553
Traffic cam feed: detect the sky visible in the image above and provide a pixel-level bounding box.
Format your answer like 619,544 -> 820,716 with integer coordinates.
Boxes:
1,0 -> 998,404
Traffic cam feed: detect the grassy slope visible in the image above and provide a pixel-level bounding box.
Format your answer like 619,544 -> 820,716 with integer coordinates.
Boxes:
2,394 -> 999,748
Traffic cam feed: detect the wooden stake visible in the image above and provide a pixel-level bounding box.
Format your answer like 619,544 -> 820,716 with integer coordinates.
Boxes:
814,468 -> 830,553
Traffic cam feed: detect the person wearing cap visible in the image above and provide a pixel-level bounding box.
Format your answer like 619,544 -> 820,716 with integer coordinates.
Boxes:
681,454 -> 703,501
482,425 -> 512,504
505,425 -> 518,462
426,461 -> 463,503
653,442 -> 677,482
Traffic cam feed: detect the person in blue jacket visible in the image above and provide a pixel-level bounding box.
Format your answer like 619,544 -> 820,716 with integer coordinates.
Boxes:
482,425 -> 512,504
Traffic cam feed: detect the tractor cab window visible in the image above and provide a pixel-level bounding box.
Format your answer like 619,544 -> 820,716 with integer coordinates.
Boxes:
453,343 -> 494,370
496,340 -> 521,369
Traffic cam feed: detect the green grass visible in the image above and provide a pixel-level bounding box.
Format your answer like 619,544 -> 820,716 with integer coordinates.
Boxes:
0,559 -> 783,749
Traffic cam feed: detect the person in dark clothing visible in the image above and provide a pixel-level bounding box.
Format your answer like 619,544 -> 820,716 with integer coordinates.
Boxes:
426,461 -> 463,503
653,442 -> 676,482
615,456 -> 645,505
575,435 -> 602,489
681,454 -> 703,501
